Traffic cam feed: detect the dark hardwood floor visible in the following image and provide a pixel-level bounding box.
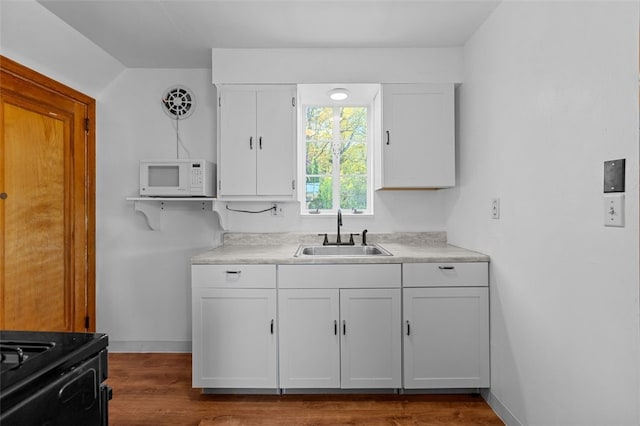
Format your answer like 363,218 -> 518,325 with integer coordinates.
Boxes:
107,353 -> 504,426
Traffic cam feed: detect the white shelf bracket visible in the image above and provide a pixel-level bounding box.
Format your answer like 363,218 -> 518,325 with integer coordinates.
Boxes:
211,202 -> 228,231
132,199 -> 163,230
126,197 -> 227,231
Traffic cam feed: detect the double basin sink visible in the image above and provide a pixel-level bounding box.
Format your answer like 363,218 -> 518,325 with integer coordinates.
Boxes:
294,244 -> 393,257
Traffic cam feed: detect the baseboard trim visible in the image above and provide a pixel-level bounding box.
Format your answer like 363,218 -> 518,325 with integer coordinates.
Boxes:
481,389 -> 522,426
108,340 -> 191,353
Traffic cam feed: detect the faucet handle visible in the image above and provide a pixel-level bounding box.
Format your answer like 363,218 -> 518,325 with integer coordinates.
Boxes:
317,233 -> 329,245
348,233 -> 359,245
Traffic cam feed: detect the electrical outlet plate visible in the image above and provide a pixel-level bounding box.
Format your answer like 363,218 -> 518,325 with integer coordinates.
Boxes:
604,194 -> 624,227
271,203 -> 284,217
491,198 -> 500,219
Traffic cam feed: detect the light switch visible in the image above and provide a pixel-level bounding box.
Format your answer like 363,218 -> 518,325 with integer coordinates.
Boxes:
604,194 -> 624,227
491,198 -> 500,219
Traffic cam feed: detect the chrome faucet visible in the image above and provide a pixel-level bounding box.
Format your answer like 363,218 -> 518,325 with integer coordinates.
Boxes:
336,209 -> 343,244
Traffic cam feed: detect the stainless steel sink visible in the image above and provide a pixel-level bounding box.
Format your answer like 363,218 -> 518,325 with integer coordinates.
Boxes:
294,244 -> 393,257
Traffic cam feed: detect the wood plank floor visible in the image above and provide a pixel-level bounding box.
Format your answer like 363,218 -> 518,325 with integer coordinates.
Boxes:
107,353 -> 504,426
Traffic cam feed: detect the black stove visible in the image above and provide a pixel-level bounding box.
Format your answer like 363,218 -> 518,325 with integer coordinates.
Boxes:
0,330 -> 111,426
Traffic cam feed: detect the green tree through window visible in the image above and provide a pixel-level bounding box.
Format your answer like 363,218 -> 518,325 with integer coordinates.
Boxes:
304,106 -> 369,212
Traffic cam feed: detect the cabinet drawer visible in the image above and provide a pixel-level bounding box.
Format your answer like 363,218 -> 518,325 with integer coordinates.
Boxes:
192,264 -> 276,288
279,264 -> 401,289
403,262 -> 488,287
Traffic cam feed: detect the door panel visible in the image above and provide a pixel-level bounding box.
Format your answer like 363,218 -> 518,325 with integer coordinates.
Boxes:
3,102 -> 71,330
0,56 -> 95,332
192,288 -> 277,388
340,288 -> 401,389
278,289 -> 340,388
403,287 -> 490,388
256,88 -> 294,196
219,90 -> 257,196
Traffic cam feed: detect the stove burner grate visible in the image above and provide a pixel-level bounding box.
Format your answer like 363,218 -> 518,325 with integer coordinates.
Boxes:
0,341 -> 55,370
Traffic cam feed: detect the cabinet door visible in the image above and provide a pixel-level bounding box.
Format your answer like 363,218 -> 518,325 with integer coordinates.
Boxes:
380,84 -> 454,188
256,88 -> 296,196
278,289 -> 340,388
219,89 -> 257,196
403,287 -> 489,389
192,288 -> 277,388
340,289 -> 401,389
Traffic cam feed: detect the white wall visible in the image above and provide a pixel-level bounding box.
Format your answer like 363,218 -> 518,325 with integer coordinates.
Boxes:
446,2 -> 640,425
97,69 -> 219,351
0,0 -> 124,96
222,190 -> 446,234
212,48 -> 463,84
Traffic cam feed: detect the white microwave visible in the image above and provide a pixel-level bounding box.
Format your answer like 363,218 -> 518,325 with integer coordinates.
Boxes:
139,159 -> 215,197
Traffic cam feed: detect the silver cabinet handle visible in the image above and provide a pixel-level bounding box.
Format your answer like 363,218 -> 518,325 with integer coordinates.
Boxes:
406,320 -> 411,336
438,266 -> 455,270
386,130 -> 390,145
249,136 -> 253,150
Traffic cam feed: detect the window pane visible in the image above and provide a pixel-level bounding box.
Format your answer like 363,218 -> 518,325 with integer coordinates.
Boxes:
340,107 -> 367,142
340,176 -> 367,210
306,142 -> 333,175
306,106 -> 333,142
340,141 -> 366,176
306,176 -> 333,210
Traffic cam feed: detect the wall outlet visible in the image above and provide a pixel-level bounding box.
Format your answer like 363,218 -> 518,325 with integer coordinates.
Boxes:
491,198 -> 500,219
271,203 -> 284,217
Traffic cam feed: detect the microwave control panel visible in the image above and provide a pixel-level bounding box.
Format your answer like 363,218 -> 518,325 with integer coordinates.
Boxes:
191,163 -> 204,187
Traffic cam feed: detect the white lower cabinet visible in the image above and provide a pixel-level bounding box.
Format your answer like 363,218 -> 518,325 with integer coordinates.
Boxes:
191,262 -> 489,392
277,264 -> 402,390
403,263 -> 490,389
192,265 -> 277,389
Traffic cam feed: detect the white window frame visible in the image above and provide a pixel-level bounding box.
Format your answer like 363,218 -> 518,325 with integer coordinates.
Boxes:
298,103 -> 374,216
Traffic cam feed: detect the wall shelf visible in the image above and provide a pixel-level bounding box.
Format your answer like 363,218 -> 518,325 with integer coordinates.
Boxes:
126,197 -> 298,231
126,197 -> 228,230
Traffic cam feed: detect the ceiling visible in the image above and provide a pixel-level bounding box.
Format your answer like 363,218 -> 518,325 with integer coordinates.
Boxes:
38,0 -> 501,69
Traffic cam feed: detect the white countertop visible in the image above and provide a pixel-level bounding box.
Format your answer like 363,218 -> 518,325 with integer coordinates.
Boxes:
191,233 -> 489,265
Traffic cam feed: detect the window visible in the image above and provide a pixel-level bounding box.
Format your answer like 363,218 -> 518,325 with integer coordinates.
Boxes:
302,105 -> 371,214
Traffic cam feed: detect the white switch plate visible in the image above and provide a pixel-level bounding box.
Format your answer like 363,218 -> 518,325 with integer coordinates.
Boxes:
604,194 -> 624,227
491,198 -> 500,219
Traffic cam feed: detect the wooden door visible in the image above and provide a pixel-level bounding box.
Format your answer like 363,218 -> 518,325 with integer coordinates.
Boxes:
0,56 -> 95,332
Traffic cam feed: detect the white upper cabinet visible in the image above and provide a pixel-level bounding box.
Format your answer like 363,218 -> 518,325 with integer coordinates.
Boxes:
218,85 -> 296,198
376,83 -> 455,189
